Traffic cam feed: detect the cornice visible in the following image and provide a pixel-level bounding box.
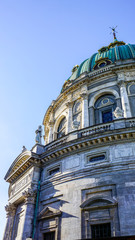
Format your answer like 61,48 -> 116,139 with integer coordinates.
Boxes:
6,118 -> 135,183
5,152 -> 40,183
40,127 -> 135,163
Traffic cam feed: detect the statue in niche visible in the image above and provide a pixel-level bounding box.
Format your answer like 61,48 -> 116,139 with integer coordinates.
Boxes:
113,107 -> 124,119
35,125 -> 42,144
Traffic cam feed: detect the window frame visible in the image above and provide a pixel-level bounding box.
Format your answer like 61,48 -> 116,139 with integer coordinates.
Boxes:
91,222 -> 111,239
94,95 -> 116,125
85,150 -> 108,166
45,163 -> 61,178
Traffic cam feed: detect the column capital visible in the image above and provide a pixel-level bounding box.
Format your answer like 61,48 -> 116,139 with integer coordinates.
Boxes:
66,101 -> 74,108
22,188 -> 36,204
80,92 -> 88,100
5,203 -> 16,217
118,80 -> 127,87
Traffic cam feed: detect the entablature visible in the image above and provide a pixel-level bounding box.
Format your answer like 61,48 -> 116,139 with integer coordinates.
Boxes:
41,118 -> 135,163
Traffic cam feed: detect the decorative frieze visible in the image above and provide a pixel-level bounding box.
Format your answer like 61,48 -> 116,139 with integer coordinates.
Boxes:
125,71 -> 135,81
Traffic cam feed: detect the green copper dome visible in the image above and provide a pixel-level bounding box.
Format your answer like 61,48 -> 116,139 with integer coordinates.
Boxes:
69,40 -> 135,81
61,39 -> 135,93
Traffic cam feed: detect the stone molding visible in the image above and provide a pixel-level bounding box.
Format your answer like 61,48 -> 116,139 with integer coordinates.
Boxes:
41,121 -> 135,163
38,206 -> 61,220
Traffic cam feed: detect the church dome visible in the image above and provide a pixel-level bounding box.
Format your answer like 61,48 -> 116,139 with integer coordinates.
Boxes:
67,40 -> 135,82
3,33 -> 135,240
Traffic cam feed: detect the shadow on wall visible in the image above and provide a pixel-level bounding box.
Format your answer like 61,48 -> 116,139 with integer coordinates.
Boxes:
34,171 -> 78,240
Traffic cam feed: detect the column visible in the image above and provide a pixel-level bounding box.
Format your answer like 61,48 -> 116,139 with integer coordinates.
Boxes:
81,93 -> 89,128
66,101 -> 73,133
22,189 -> 36,239
119,81 -> 131,118
3,203 -> 16,240
48,121 -> 54,143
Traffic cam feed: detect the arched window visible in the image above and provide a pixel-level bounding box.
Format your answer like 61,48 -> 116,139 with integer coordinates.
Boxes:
129,83 -> 135,95
94,95 -> 116,124
128,83 -> 135,117
57,117 -> 66,139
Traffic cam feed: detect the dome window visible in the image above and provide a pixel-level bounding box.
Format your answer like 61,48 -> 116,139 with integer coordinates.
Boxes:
98,61 -> 106,68
98,46 -> 108,53
93,57 -> 112,70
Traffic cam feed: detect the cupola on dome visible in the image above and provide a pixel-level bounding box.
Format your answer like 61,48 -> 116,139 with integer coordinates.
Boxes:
61,38 -> 135,92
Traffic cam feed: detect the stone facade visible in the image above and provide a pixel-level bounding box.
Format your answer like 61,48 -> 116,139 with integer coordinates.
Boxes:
3,39 -> 135,240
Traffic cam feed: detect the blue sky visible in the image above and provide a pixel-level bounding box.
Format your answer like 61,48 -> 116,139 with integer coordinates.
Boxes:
0,0 -> 135,238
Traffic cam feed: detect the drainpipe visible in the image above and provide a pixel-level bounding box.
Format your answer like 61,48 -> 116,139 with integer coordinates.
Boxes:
32,168 -> 42,239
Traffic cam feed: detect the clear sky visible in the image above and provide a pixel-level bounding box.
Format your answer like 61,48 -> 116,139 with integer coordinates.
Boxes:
0,0 -> 135,238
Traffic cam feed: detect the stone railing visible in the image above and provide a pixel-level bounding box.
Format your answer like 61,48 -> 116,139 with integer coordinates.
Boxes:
46,136 -> 68,151
45,117 -> 135,150
78,122 -> 112,138
78,117 -> 135,138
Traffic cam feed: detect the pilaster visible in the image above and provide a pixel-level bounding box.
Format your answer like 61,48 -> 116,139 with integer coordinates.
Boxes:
3,203 -> 16,240
66,101 -> 73,133
48,121 -> 54,143
118,77 -> 131,118
22,189 -> 36,239
80,93 -> 89,128
89,106 -> 94,126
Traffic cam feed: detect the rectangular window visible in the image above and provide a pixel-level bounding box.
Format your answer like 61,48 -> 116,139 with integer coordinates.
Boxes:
91,223 -> 111,239
49,167 -> 60,176
43,231 -> 55,240
89,154 -> 105,163
46,164 -> 61,177
86,152 -> 107,165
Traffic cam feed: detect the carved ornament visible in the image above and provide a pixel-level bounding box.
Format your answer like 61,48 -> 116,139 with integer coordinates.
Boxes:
22,188 -> 36,204
125,71 -> 135,80
5,203 -> 16,216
